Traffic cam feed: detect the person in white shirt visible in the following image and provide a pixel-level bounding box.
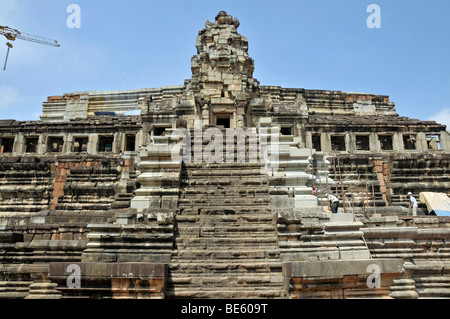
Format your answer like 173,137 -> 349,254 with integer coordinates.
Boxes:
328,194 -> 339,214
408,192 -> 418,216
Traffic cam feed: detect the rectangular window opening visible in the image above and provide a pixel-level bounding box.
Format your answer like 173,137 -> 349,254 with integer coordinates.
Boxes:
126,134 -> 136,152
379,135 -> 393,151
280,127 -> 293,136
73,137 -> 88,153
403,134 -> 416,150
98,136 -> 114,153
356,135 -> 370,151
25,137 -> 39,153
331,135 -> 346,152
47,137 -> 64,153
427,135 -> 441,150
0,137 -> 14,153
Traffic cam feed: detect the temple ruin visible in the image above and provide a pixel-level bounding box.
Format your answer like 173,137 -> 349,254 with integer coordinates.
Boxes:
0,11 -> 449,299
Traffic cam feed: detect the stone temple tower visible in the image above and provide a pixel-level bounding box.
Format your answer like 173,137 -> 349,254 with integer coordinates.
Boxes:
190,11 -> 261,128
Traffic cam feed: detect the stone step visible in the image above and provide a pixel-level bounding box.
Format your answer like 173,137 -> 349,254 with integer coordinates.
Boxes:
179,207 -> 272,214
0,281 -> 31,299
328,213 -> 356,223
178,198 -> 271,207
175,236 -> 278,248
176,214 -> 274,224
181,188 -> 269,196
0,205 -> 49,212
181,180 -> 267,187
279,241 -> 344,249
85,242 -> 174,250
0,281 -> 31,290
168,273 -> 284,284
183,162 -> 266,169
177,225 -> 276,236
165,287 -> 287,299
169,261 -> 283,274
172,249 -> 280,260
323,230 -> 366,239
57,197 -> 115,204
55,204 -> 112,211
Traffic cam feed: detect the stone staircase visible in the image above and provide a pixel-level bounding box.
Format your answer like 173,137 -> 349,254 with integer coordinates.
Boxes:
0,157 -> 54,214
167,162 -> 286,299
55,164 -> 120,211
389,153 -> 450,207
277,209 -> 371,262
325,213 -> 371,260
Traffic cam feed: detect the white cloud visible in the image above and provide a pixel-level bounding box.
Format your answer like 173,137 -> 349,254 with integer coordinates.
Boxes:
428,108 -> 450,130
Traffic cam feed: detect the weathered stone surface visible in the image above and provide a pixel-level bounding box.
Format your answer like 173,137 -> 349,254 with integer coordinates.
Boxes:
0,11 -> 449,300
49,262 -> 167,299
284,259 -> 404,299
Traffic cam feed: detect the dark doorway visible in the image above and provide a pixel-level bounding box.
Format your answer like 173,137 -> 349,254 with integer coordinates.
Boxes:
280,127 -> 292,136
126,135 -> 136,152
312,135 -> 321,151
154,127 -> 167,136
216,117 -> 230,129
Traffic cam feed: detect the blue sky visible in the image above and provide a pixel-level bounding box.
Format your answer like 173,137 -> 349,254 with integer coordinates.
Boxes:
0,0 -> 449,128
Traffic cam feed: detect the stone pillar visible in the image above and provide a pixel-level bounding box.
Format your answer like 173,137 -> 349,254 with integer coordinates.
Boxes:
393,132 -> 404,152
321,133 -> 331,153
370,132 -> 380,152
348,132 -> 356,153
87,134 -> 98,155
64,133 -> 73,154
305,131 -> 313,149
135,130 -> 147,149
37,134 -> 47,155
202,104 -> 209,126
13,133 -> 25,155
113,132 -> 121,154
415,132 -> 428,151
439,131 -> 450,151
344,132 -> 352,153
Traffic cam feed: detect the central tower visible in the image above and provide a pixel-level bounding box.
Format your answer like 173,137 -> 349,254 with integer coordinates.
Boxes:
190,11 -> 260,128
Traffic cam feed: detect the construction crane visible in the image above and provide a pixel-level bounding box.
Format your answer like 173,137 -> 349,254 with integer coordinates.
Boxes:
1,25 -> 60,70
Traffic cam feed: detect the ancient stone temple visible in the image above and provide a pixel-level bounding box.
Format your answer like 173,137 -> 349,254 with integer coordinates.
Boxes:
1,11 -> 449,299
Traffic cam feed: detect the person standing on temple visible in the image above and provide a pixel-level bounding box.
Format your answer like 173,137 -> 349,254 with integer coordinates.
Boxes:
408,192 -> 418,216
328,193 -> 340,214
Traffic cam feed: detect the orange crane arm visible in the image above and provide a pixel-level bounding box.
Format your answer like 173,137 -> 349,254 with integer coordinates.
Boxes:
0,25 -> 60,47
